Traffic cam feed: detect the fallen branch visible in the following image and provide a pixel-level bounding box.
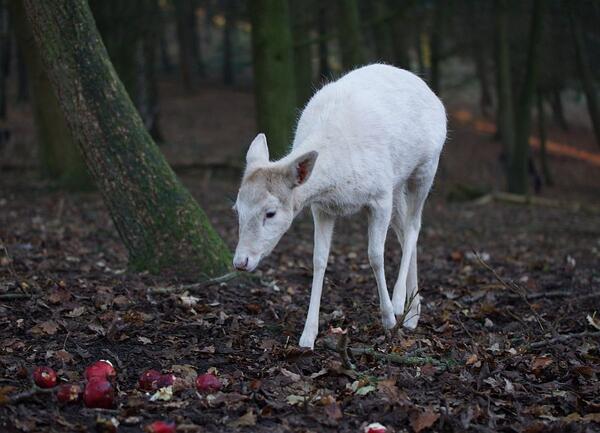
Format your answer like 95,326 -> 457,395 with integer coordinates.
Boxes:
324,339 -> 450,369
528,330 -> 600,349
149,271 -> 241,294
474,192 -> 600,214
506,290 -> 600,301
1,385 -> 54,405
0,293 -> 31,300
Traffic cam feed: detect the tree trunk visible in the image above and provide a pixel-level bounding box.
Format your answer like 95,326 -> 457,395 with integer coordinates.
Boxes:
414,17 -> 425,76
189,0 -> 205,78
12,0 -> 90,188
467,0 -> 492,117
90,0 -> 162,141
15,36 -> 27,102
290,0 -> 313,108
536,90 -> 552,186
429,0 -> 445,95
22,0 -> 232,277
0,0 -> 8,119
222,0 -> 236,86
509,0 -> 544,194
174,0 -> 196,91
549,87 -> 569,131
337,0 -> 365,69
317,2 -> 330,79
372,0 -> 394,62
570,11 -> 600,148
250,0 -> 296,159
494,0 -> 515,163
387,0 -> 410,70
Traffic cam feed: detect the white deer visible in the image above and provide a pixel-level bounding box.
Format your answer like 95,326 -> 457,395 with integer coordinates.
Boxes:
233,64 -> 446,349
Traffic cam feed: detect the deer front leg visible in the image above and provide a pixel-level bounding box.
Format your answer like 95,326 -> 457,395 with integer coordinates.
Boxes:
367,197 -> 397,331
299,207 -> 335,349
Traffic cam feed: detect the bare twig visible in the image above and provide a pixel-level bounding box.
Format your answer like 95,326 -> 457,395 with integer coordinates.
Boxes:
2,386 -> 54,405
528,330 -> 600,349
336,333 -> 356,370
0,293 -> 30,300
149,271 -> 241,294
472,250 -> 552,334
473,192 -> 600,214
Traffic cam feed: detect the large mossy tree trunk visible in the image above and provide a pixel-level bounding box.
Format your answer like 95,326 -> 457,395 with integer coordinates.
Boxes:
12,0 -> 90,188
509,0 -> 544,194
250,0 -> 296,159
337,0 -> 365,70
22,0 -> 232,278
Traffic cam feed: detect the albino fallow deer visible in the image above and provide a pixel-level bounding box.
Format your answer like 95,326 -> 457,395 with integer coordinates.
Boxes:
233,64 -> 447,349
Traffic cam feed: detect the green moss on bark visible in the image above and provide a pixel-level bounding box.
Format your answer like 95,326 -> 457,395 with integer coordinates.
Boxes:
22,0 -> 231,278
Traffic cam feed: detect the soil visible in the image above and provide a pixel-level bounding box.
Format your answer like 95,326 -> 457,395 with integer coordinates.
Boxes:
1,80 -> 599,433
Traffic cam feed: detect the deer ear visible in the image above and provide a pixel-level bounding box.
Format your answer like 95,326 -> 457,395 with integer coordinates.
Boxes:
289,151 -> 318,188
246,133 -> 269,166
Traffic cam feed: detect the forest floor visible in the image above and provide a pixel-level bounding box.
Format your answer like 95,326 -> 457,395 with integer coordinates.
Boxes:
1,82 -> 600,433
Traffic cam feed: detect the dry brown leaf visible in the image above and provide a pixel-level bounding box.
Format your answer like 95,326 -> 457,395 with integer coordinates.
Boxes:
324,402 -> 343,421
228,409 -> 256,427
31,320 -> 59,335
531,356 -> 553,373
409,408 -> 440,433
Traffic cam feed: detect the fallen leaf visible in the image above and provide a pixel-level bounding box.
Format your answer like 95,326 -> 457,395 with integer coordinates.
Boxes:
324,402 -> 343,421
280,368 -> 301,382
228,409 -> 256,427
410,408 -> 440,433
31,320 -> 59,336
138,336 -> 152,345
66,306 -> 86,318
586,314 -> 600,331
531,356 -> 553,374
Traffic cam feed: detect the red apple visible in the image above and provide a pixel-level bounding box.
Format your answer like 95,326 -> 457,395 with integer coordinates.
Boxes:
56,383 -> 82,404
83,378 -> 115,409
364,423 -> 387,433
139,369 -> 162,391
195,373 -> 221,393
32,366 -> 57,388
156,373 -> 175,389
144,420 -> 176,433
85,360 -> 116,381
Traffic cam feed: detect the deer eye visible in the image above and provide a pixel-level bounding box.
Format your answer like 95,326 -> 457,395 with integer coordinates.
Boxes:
265,211 -> 276,219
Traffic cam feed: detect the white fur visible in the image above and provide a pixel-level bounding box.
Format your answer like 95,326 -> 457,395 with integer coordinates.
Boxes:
234,64 -> 446,349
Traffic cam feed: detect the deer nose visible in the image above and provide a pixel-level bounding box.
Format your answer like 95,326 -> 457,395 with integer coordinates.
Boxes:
233,256 -> 249,271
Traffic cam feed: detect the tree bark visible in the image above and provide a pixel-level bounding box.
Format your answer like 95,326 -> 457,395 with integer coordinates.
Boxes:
290,0 -> 313,108
509,0 -> 544,194
90,0 -> 162,141
549,87 -> 569,131
387,0 -> 410,70
429,0 -> 445,95
12,0 -> 90,188
22,0 -> 232,277
570,11 -> 600,148
337,0 -> 365,69
317,2 -> 330,79
222,0 -> 236,86
0,0 -> 8,119
536,90 -> 552,186
372,0 -> 394,63
494,0 -> 515,163
174,0 -> 196,91
250,0 -> 296,159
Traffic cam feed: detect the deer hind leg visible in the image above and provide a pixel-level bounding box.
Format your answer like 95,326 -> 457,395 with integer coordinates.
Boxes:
392,162 -> 437,329
367,194 -> 396,331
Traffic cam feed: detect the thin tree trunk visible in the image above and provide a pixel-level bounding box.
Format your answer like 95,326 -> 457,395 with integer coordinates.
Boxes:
387,0 -> 410,70
570,11 -> 600,148
494,0 -> 515,163
250,0 -> 296,159
189,0 -> 205,78
174,0 -> 195,91
414,17 -> 425,77
90,0 -> 162,140
0,0 -> 8,119
12,0 -> 90,189
468,0 -> 492,117
337,0 -> 365,69
22,0 -> 231,277
317,2 -> 330,79
509,0 -> 544,194
536,90 -> 552,186
15,37 -> 27,102
429,0 -> 445,95
372,0 -> 393,62
549,87 -> 569,131
222,0 -> 235,86
290,0 -> 313,107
